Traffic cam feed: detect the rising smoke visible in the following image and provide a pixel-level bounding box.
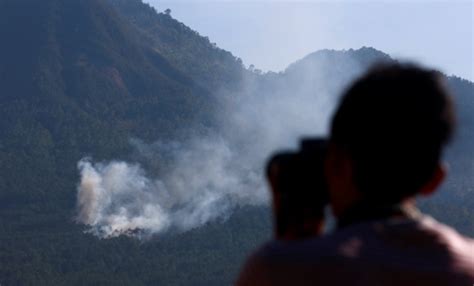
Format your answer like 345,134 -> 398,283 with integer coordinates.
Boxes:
76,51 -> 367,238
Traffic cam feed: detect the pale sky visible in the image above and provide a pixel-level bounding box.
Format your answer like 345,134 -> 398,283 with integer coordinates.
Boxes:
147,0 -> 474,81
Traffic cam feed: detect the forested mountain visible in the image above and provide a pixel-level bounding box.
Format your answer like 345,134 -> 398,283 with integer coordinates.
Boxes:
0,0 -> 473,285
0,0 -> 259,284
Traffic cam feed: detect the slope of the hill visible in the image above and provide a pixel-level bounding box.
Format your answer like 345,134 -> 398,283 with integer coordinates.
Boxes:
107,0 -> 248,90
0,0 -> 233,210
0,1 -> 262,285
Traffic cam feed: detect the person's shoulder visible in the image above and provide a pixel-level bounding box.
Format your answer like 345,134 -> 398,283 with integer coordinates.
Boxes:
350,214 -> 474,259
427,215 -> 473,240
418,216 -> 474,260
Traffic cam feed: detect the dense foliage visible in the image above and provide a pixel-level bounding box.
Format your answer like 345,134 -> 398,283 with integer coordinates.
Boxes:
0,0 -> 473,285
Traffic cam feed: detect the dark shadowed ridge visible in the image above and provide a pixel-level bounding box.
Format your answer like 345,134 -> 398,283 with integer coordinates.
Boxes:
0,0 -> 473,285
107,0 -> 248,90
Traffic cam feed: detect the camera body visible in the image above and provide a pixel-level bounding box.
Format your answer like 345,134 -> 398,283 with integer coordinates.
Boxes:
266,137 -> 329,236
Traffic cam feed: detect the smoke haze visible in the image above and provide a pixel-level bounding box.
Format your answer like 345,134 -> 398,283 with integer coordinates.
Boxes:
76,51 -> 367,238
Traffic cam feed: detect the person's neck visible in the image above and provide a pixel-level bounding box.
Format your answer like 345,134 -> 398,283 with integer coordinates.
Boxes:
337,198 -> 420,229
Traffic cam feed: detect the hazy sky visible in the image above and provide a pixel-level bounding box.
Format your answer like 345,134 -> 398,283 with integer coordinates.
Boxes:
147,1 -> 473,81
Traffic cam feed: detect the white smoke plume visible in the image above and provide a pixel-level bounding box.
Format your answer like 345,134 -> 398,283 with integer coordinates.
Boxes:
76,51 -> 368,238
77,135 -> 267,238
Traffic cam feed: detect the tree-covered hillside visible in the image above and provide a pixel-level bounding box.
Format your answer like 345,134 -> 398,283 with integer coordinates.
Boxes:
107,0 -> 249,90
0,0 -> 473,285
0,0 -> 266,285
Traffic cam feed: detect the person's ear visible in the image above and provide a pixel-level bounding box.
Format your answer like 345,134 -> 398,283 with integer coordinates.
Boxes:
419,163 -> 447,196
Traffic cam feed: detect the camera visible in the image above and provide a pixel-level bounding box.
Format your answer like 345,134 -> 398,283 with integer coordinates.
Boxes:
266,137 -> 329,218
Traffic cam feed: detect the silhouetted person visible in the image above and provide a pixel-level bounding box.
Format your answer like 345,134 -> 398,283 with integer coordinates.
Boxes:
266,139 -> 328,240
236,63 -> 474,286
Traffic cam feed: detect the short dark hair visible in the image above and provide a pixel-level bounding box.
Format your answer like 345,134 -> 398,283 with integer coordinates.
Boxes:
330,63 -> 455,202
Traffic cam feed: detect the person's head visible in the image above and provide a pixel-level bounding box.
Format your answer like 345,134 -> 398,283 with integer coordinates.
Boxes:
326,63 -> 455,217
266,144 -> 327,240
